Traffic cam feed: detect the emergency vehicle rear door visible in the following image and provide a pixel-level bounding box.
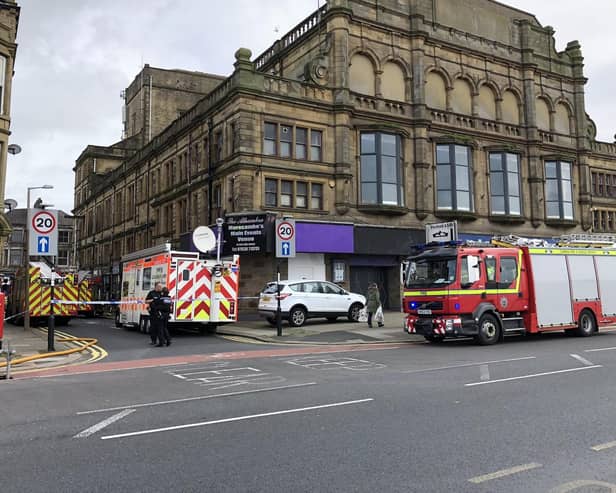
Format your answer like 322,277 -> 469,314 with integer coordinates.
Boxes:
174,259 -> 201,321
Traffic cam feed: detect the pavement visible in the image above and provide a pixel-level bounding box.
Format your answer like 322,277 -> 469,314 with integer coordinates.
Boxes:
217,310 -> 424,345
0,322 -> 98,377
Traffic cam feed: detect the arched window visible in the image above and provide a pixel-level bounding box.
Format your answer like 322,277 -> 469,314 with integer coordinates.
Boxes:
349,54 -> 375,96
554,103 -> 571,135
451,79 -> 472,115
502,90 -> 520,125
536,98 -> 551,131
382,62 -> 406,101
477,85 -> 497,120
425,72 -> 447,110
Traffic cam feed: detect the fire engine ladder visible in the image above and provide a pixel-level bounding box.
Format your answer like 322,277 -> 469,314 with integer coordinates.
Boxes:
490,235 -> 552,248
556,233 -> 616,249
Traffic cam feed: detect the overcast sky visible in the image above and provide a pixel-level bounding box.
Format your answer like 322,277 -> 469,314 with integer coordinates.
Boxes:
6,0 -> 616,213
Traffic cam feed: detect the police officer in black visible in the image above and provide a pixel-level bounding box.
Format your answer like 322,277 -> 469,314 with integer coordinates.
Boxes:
157,287 -> 172,347
145,282 -> 163,346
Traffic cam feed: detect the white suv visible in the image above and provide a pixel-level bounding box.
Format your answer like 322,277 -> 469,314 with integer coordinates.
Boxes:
258,280 -> 366,327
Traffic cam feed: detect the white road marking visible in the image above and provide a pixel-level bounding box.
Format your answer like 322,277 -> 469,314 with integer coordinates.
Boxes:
591,440 -> 616,452
585,346 -> 616,353
77,382 -> 317,415
73,409 -> 135,438
101,398 -> 374,440
465,365 -> 602,387
570,353 -> 595,366
479,364 -> 490,381
468,463 -> 542,484
549,480 -> 616,492
402,356 -> 536,374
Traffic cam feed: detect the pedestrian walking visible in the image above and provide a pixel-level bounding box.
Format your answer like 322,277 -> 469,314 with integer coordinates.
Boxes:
145,282 -> 163,346
366,282 -> 383,328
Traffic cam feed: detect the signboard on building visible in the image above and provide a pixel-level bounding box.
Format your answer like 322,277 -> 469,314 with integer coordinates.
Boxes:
224,213 -> 274,254
425,221 -> 458,243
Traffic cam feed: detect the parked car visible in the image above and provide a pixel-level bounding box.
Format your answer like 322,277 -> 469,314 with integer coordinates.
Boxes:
258,280 -> 366,327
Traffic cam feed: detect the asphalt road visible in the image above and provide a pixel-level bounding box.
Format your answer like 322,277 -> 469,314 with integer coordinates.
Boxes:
3,320 -> 616,492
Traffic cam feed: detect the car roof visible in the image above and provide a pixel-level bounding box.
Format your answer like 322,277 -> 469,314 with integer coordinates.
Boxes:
269,279 -> 332,284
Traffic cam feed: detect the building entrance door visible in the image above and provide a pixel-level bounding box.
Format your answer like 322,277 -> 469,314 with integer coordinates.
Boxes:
350,267 -> 388,309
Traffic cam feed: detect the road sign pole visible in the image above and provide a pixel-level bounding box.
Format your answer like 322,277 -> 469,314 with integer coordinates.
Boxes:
47,264 -> 55,352
276,260 -> 282,337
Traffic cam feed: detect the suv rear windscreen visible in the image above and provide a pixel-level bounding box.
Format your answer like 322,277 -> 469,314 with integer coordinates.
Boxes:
262,283 -> 283,294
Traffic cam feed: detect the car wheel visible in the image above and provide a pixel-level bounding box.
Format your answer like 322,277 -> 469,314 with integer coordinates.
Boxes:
266,317 -> 277,327
576,309 -> 596,337
475,313 -> 500,346
348,303 -> 363,322
326,316 -> 337,323
288,306 -> 306,327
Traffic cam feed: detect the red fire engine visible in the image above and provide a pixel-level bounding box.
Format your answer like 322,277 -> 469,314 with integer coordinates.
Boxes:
403,234 -> 616,345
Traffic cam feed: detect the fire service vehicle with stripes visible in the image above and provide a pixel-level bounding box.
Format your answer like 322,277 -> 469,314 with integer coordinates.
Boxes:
117,244 -> 240,333
403,234 -> 616,345
8,261 -> 78,325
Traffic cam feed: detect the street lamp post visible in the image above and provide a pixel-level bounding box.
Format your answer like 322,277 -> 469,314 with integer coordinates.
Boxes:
23,185 -> 54,331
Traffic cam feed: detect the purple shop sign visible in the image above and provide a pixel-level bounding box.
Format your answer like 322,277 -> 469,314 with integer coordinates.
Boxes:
296,223 -> 354,253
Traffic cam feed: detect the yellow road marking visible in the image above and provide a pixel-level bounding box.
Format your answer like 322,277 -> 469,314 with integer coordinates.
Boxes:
468,463 -> 542,484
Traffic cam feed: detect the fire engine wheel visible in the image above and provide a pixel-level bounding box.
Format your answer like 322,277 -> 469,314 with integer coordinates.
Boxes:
476,313 -> 500,346
576,309 -> 596,337
288,306 -> 307,327
348,303 -> 363,322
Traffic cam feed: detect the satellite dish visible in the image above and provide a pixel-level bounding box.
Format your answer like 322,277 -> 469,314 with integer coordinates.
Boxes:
7,144 -> 22,155
192,226 -> 217,253
4,198 -> 17,211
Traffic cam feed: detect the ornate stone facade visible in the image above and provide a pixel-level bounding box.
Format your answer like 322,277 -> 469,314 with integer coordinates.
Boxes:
73,0 -> 616,309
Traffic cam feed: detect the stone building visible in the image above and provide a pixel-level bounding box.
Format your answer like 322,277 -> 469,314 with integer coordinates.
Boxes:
0,1 -> 19,251
73,0 -> 616,310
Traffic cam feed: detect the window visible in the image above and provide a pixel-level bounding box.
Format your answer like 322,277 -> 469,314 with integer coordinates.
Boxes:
436,144 -> 473,211
9,248 -> 22,266
310,130 -> 322,161
489,152 -> 522,216
500,257 -> 517,286
545,161 -> 573,220
280,125 -> 292,158
59,230 -> 71,244
360,132 -> 403,206
296,182 -> 307,208
142,267 -> 152,290
9,229 -> 23,243
215,131 -> 223,162
264,123 -> 277,155
311,183 -> 323,209
281,180 -> 293,207
296,128 -> 307,160
263,122 -> 322,161
0,55 -> 6,114
57,249 -> 69,266
598,174 -> 604,196
264,178 -> 323,210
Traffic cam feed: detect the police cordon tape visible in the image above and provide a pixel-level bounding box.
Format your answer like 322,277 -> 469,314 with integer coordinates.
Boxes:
47,296 -> 261,305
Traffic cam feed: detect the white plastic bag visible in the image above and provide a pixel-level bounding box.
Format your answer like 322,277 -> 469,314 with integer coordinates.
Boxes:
374,305 -> 384,324
358,307 -> 368,323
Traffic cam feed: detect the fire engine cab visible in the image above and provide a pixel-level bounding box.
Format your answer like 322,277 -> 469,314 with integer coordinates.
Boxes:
403,234 -> 616,345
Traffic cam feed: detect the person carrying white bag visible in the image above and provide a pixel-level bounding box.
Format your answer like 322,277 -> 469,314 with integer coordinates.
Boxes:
365,282 -> 384,328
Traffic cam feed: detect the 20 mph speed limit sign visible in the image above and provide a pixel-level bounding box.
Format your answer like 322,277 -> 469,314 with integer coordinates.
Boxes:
28,209 -> 58,257
275,218 -> 296,258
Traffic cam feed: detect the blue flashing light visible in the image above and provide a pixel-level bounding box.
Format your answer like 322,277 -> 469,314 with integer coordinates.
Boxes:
454,303 -> 461,311
409,301 -> 418,310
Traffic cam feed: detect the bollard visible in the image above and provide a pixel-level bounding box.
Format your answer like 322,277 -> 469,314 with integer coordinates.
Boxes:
0,341 -> 15,380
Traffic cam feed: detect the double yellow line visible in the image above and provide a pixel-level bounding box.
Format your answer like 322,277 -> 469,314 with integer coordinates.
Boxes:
0,328 -> 108,373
